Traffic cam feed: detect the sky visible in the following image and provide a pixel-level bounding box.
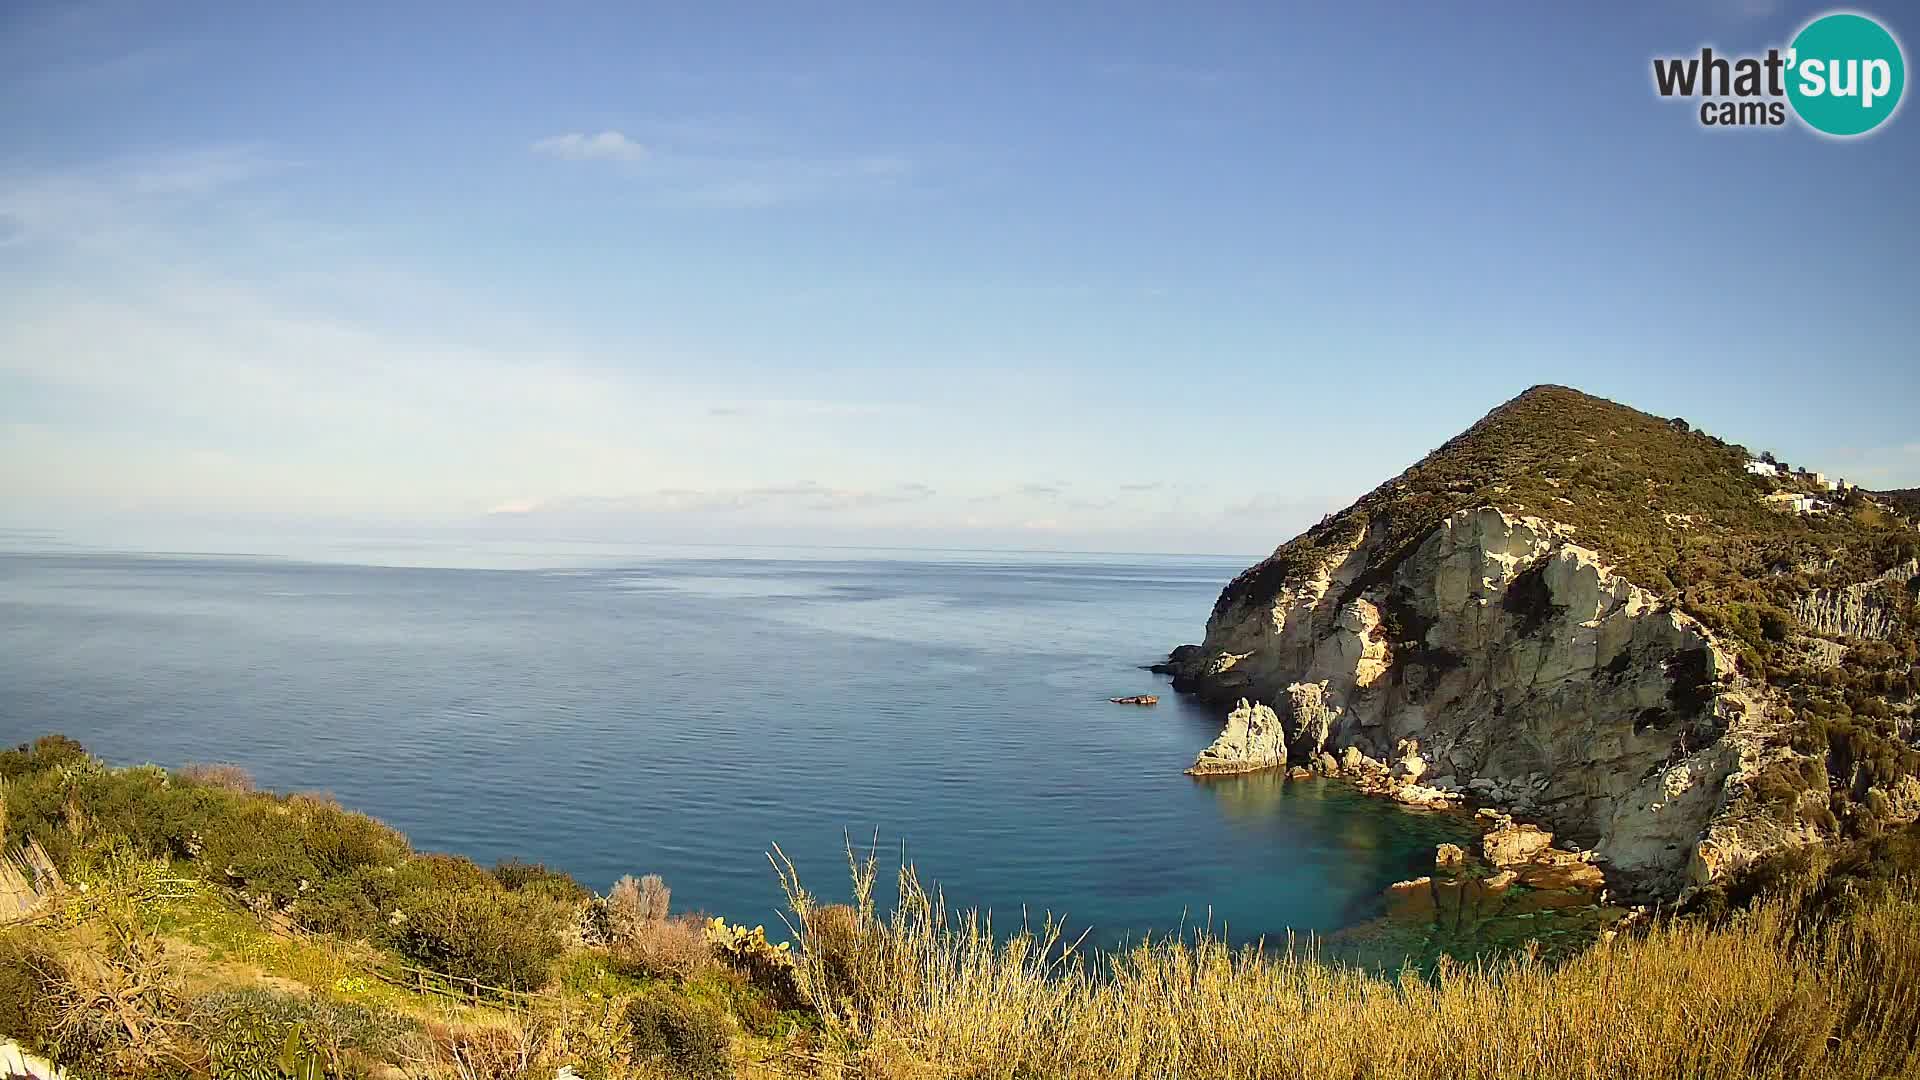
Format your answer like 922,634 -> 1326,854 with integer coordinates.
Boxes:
1,1 -> 1916,557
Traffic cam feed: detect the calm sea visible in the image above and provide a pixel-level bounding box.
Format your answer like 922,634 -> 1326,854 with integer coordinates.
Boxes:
0,537 -> 1470,947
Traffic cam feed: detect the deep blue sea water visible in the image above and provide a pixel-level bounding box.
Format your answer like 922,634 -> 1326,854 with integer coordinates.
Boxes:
0,538 -> 1472,948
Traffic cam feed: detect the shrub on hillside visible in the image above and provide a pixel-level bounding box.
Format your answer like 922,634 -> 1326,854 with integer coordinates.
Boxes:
492,857 -> 590,905
607,872 -> 672,942
293,795 -> 409,875
197,797 -> 324,901
387,852 -> 499,896
193,987 -> 419,1076
386,882 -> 568,991
707,917 -> 803,1011
292,869 -> 387,938
622,989 -> 732,1079
802,903 -> 868,1005
0,734 -> 88,781
607,915 -> 714,980
176,763 -> 253,792
1,756 -> 234,869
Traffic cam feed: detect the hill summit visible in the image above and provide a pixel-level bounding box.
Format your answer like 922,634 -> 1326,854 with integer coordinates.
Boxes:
1161,385 -> 1919,897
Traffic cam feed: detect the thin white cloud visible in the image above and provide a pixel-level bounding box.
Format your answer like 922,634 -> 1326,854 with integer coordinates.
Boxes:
124,145 -> 286,194
530,131 -> 647,162
527,124 -> 913,207
0,145 -> 286,253
0,144 -> 1262,553
508,482 -> 941,517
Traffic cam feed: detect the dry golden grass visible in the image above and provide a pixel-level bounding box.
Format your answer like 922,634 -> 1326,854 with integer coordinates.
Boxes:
773,846 -> 1920,1080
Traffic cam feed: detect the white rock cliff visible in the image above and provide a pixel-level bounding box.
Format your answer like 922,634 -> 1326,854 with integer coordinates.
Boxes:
1163,507 -> 1804,895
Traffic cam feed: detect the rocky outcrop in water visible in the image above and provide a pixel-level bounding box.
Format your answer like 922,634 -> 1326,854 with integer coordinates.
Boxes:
1367,814 -> 1622,965
1186,699 -> 1287,775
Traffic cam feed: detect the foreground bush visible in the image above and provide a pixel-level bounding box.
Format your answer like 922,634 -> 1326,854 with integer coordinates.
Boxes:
622,989 -> 733,1079
608,914 -> 714,980
5,907 -> 197,1079
388,880 -> 570,991
0,931 -> 59,1054
775,847 -> 1920,1080
0,741 -> 580,989
0,743 -> 410,924
195,987 -> 419,1077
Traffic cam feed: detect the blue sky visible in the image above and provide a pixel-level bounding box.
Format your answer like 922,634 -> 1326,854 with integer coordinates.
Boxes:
1,1 -> 1915,555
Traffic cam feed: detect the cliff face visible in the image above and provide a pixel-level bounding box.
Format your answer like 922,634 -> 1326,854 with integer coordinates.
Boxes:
1164,507 -> 1795,893
1790,558 -> 1919,642
1161,387 -> 1920,898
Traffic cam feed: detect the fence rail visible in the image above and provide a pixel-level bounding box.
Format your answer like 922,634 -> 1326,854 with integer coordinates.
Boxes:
215,885 -> 539,1011
374,962 -> 541,1010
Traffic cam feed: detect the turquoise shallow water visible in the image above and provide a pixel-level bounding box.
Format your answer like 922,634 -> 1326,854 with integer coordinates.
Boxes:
0,540 -> 1473,949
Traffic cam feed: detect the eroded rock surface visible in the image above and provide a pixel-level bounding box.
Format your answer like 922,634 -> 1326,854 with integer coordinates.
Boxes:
1165,507 -> 1794,895
1790,558 -> 1917,641
1186,698 -> 1288,776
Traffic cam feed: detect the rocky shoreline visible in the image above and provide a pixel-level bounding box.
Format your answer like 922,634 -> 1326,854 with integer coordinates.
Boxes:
1181,694 -> 1574,821
1183,697 -> 1623,944
1150,504 -> 1801,902
1172,657 -> 1644,971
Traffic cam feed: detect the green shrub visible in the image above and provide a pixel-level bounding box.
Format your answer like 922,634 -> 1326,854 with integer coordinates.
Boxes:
198,798 -> 323,901
194,987 -> 418,1077
389,852 -> 497,896
622,989 -> 733,1079
295,796 -> 408,875
292,869 -> 386,938
492,857 -> 589,905
0,734 -> 88,781
386,883 -> 567,990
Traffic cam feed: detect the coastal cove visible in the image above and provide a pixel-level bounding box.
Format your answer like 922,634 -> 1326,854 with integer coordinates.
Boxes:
0,541 -> 1477,949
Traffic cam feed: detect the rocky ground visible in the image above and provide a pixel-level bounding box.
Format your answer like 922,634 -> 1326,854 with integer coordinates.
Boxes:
1186,704 -> 1631,965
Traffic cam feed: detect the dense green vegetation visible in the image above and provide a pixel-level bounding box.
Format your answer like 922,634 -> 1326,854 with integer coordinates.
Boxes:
0,735 -> 568,991
1218,385 -> 1920,840
1875,488 -> 1920,518
0,737 -> 813,1077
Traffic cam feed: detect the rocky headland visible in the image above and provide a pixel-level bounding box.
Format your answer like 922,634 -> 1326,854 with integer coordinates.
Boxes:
1161,386 -> 1920,903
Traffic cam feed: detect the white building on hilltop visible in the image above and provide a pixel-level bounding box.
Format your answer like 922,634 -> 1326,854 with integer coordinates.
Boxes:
1745,460 -> 1779,477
